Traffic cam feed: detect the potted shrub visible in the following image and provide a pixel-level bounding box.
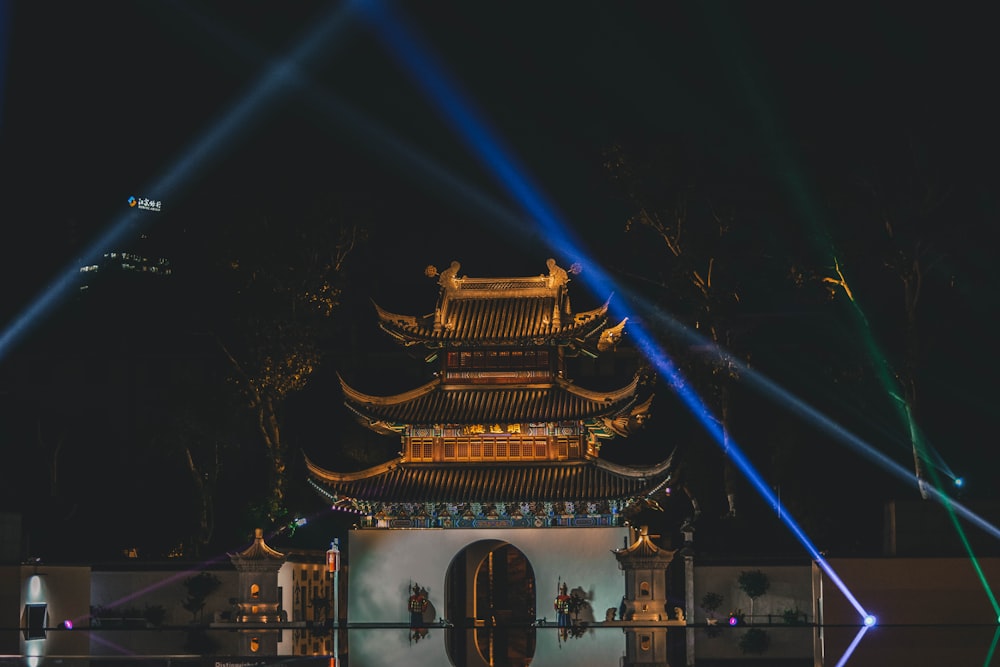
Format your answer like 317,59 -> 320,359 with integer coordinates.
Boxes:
738,570 -> 770,625
701,592 -> 723,625
700,592 -> 724,637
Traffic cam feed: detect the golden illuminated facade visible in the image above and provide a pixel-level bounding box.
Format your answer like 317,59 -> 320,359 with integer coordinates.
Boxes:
284,555 -> 334,656
307,260 -> 673,528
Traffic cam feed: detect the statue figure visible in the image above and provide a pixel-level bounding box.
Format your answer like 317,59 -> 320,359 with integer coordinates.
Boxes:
554,582 -> 572,628
425,261 -> 461,288
437,261 -> 461,288
408,583 -> 429,628
546,258 -> 569,287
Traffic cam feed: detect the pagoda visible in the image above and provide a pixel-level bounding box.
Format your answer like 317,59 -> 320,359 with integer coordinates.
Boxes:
227,528 -> 286,656
306,260 -> 674,645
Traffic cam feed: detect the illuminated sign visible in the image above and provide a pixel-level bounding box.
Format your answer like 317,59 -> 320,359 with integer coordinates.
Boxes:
127,195 -> 161,212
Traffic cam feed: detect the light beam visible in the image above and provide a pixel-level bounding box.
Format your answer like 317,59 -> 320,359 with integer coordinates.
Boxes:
834,624 -> 871,667
0,3 -> 354,363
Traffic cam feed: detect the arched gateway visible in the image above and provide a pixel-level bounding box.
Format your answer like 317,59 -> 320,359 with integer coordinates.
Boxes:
446,540 -> 536,666
306,260 -> 675,630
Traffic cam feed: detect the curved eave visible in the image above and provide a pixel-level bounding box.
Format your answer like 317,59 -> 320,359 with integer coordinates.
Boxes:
595,449 -> 675,480
373,301 -> 435,346
306,457 -> 674,505
371,297 -> 614,347
339,373 -> 441,405
305,452 -> 402,483
341,376 -> 643,427
230,537 -> 285,561
568,298 -> 611,338
614,533 -> 676,559
557,374 -> 640,404
591,392 -> 655,438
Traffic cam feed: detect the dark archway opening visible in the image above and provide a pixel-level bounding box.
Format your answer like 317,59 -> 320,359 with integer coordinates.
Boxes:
445,540 -> 536,667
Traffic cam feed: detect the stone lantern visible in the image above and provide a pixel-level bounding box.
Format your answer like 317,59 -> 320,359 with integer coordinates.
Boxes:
614,525 -> 678,666
228,528 -> 286,655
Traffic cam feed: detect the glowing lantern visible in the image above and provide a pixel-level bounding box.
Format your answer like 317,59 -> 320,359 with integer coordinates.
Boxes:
326,539 -> 340,574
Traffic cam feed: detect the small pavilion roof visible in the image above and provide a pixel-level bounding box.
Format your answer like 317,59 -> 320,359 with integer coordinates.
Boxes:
229,528 -> 285,561
306,454 -> 674,505
614,525 -> 673,558
613,525 -> 677,568
375,299 -> 610,346
340,374 -> 643,429
374,260 -> 613,347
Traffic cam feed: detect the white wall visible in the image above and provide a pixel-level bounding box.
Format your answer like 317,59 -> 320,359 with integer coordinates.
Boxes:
0,565 -> 91,659
347,626 -> 629,667
90,568 -> 238,625
693,563 -> 813,661
348,527 -> 629,624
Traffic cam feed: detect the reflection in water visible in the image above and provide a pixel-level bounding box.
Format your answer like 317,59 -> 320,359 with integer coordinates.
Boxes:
473,625 -> 534,667
350,626 -> 645,667
16,624 -> 1000,666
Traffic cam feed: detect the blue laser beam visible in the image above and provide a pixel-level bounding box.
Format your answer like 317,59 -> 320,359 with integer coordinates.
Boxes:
834,624 -> 872,667
361,0 -> 874,624
168,0 -> 541,247
632,328 -> 872,619
643,301 -> 1000,540
0,3 -> 354,364
355,0 -> 590,268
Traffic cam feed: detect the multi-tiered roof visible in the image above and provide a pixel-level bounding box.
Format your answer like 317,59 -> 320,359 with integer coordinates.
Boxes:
307,260 -> 673,528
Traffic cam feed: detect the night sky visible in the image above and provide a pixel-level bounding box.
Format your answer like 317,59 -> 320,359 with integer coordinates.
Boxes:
1,2 -> 998,561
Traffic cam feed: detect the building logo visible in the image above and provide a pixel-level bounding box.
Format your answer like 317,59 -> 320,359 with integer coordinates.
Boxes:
128,196 -> 161,212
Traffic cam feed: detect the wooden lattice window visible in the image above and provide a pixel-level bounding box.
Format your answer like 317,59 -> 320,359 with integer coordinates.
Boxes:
409,438 -> 433,461
448,349 -> 552,371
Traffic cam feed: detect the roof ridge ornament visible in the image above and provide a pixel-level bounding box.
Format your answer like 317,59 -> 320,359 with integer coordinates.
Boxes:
425,260 -> 461,289
546,258 -> 570,288
425,261 -> 461,331
598,317 -> 628,352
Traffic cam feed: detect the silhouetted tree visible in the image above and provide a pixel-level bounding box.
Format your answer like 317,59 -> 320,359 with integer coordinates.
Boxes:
213,202 -> 365,525
182,571 -> 221,624
792,137 -> 956,500
604,140 -> 762,520
737,569 -> 769,624
143,361 -> 239,557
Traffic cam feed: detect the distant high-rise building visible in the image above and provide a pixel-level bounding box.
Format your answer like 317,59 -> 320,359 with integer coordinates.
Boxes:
78,250 -> 172,289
